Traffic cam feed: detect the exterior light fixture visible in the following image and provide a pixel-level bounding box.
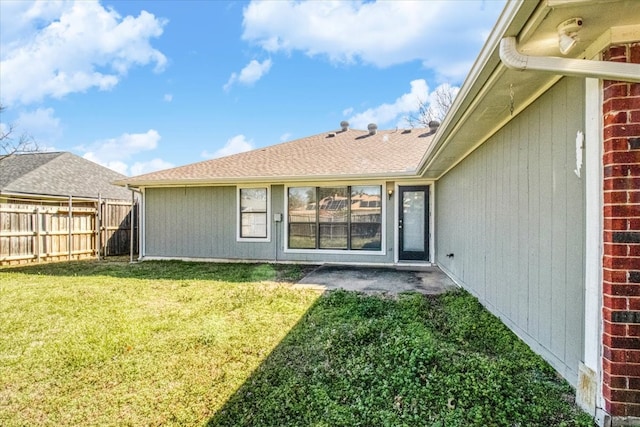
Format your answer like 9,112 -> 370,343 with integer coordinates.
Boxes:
388,189 -> 393,199
557,17 -> 582,55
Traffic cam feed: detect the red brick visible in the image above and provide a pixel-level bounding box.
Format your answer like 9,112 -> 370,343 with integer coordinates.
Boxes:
610,389 -> 640,406
604,138 -> 631,152
607,256 -> 640,270
630,297 -> 640,310
631,44 -> 640,64
631,193 -> 640,204
604,244 -> 628,256
603,382 -> 613,399
604,204 -> 640,218
603,45 -> 628,62
605,123 -> 640,139
609,360 -> 640,375
630,245 -> 640,257
629,217 -> 640,230
604,220 -> 631,233
604,347 -> 633,362
627,403 -> 640,417
629,325 -> 640,337
632,84 -> 640,97
629,376 -> 640,389
603,148 -> 640,165
612,257 -> 640,269
604,319 -> 628,336
604,97 -> 640,113
604,164 -> 640,178
604,93 -> 630,108
625,350 -> 640,363
609,402 -> 640,418
603,177 -> 640,191
611,337 -> 640,350
604,372 -> 629,388
605,191 -> 629,204
604,268 -> 629,283
610,284 -> 640,297
604,295 -> 629,309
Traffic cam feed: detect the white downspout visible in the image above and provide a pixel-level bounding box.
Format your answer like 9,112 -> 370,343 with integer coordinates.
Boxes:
499,37 -> 640,82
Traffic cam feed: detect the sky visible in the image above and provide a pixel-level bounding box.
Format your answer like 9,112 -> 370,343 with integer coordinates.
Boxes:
0,0 -> 506,177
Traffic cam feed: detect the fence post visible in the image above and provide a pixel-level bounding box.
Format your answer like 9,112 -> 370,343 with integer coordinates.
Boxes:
103,200 -> 108,256
130,192 -> 135,263
34,207 -> 41,263
68,195 -> 72,261
96,194 -> 101,259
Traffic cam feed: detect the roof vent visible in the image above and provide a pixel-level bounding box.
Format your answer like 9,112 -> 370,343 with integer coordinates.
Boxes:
340,121 -> 349,131
367,123 -> 378,135
327,132 -> 336,138
428,120 -> 440,133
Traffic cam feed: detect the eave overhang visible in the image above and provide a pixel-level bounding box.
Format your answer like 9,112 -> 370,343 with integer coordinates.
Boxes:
418,0 -> 640,180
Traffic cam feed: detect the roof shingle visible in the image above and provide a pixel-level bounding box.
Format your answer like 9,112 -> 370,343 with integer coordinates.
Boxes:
0,152 -> 132,200
119,127 -> 434,186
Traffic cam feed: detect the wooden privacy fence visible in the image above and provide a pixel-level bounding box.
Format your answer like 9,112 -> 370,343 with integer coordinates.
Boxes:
0,199 -> 138,266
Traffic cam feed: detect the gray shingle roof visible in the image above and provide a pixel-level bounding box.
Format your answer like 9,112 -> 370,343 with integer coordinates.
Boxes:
0,152 -> 132,200
118,127 -> 435,187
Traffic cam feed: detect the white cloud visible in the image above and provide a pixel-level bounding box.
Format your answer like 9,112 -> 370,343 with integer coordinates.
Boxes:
347,79 -> 429,129
0,1 -> 167,106
130,158 -> 174,176
202,134 -> 254,159
242,0 -> 504,81
279,132 -> 292,142
16,107 -> 63,148
163,93 -> 173,102
80,129 -> 163,175
342,107 -> 354,117
224,59 -> 272,91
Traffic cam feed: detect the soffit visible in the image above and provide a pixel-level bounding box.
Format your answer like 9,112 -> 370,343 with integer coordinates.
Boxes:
422,0 -> 640,179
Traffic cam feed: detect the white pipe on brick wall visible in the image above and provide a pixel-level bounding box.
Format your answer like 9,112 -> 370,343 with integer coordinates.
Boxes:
499,37 -> 640,83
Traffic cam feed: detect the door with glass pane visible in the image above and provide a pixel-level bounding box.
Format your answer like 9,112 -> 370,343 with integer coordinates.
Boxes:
398,186 -> 429,261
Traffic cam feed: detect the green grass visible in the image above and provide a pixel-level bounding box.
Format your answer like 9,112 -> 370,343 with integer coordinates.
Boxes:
0,260 -> 319,426
1,260 -> 593,426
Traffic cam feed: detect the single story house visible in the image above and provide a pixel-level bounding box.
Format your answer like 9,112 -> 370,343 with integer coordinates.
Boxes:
118,0 -> 640,425
0,151 -> 132,204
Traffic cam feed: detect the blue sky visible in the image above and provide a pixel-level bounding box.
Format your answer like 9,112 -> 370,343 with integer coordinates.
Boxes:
0,0 -> 506,176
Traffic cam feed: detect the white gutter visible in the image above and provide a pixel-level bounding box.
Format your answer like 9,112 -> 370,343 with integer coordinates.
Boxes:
500,36 -> 640,83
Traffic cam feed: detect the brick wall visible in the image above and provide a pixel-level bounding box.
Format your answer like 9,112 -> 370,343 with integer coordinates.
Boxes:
601,42 -> 640,419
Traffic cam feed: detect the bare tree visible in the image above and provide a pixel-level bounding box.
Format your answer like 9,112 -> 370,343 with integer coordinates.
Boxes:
406,84 -> 459,128
0,104 -> 39,159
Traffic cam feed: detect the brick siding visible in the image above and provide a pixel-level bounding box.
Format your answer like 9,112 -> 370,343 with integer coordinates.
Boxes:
602,42 -> 640,419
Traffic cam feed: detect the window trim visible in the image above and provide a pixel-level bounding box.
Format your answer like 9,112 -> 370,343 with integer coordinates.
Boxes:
237,186 -> 271,242
284,183 -> 385,254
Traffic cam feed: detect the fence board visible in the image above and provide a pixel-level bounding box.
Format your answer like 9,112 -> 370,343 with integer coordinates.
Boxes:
0,199 -> 138,265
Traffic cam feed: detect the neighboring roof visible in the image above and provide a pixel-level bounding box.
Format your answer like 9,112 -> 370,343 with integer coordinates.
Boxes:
418,0 -> 640,179
0,152 -> 132,200
118,127 -> 435,187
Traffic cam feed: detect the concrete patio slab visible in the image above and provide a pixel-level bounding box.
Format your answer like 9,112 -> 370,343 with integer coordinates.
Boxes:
295,265 -> 458,295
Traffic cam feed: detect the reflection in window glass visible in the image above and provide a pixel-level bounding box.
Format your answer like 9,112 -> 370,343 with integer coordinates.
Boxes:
288,187 -> 316,249
351,186 -> 382,250
319,187 -> 348,249
240,188 -> 267,238
287,185 -> 383,251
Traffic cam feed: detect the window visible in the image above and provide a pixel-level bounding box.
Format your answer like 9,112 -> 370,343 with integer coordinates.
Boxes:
239,187 -> 268,239
287,185 -> 382,251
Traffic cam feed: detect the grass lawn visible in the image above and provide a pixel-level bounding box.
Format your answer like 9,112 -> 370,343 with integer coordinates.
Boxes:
1,260 -> 593,426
